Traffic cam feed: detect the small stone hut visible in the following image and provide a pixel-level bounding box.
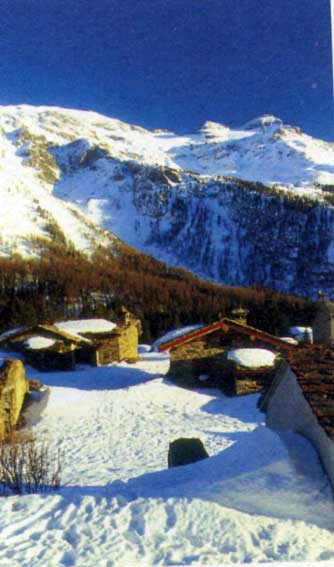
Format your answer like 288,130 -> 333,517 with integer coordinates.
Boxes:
158,318 -> 295,395
0,324 -> 89,371
0,359 -> 29,439
0,317 -> 141,371
75,322 -> 140,367
259,346 -> 334,489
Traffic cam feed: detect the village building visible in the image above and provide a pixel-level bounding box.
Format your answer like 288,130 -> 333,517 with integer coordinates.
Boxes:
259,346 -> 334,489
0,315 -> 141,371
157,316 -> 296,395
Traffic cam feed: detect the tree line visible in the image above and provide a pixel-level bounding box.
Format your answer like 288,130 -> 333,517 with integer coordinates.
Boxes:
0,242 -> 315,343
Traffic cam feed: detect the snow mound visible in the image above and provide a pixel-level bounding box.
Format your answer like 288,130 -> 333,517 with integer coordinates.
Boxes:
55,318 -> 116,336
138,344 -> 152,354
228,348 -> 277,368
152,324 -> 203,351
24,336 -> 56,350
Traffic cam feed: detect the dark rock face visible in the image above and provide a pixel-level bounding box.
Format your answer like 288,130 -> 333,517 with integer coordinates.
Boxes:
118,165 -> 334,298
49,136 -> 334,299
168,438 -> 209,468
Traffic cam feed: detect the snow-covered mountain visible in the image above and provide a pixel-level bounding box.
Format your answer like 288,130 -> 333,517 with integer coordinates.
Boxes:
1,104 -> 334,296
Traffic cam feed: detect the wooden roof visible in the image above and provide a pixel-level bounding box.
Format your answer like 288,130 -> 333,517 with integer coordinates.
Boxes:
0,324 -> 91,346
158,318 -> 296,352
286,346 -> 334,440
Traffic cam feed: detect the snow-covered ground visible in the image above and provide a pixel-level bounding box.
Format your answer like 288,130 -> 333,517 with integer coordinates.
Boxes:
0,348 -> 333,566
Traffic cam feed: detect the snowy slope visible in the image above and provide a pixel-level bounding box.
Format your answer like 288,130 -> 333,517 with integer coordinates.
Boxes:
1,106 -> 334,188
0,108 -> 119,257
1,105 -> 334,295
0,348 -> 332,566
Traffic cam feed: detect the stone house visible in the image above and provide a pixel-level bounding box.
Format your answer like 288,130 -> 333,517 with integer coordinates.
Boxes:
158,317 -> 295,395
259,346 -> 334,489
0,317 -> 141,371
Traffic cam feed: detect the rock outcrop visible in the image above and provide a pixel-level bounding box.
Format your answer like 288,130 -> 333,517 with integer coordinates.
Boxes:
0,359 -> 29,438
168,438 -> 209,468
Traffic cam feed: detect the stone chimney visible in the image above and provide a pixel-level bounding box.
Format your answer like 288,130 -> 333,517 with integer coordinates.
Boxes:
312,291 -> 334,346
120,305 -> 132,326
230,307 -> 249,325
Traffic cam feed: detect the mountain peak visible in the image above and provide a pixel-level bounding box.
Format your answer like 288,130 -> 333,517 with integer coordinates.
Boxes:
200,121 -> 230,139
241,115 -> 285,131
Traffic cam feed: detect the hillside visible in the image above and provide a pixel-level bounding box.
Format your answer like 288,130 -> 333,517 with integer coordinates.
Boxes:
1,105 -> 334,296
0,245 -> 314,343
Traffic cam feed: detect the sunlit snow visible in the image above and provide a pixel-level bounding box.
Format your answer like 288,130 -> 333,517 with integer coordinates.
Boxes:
55,319 -> 117,336
0,345 -> 332,566
0,104 -> 334,260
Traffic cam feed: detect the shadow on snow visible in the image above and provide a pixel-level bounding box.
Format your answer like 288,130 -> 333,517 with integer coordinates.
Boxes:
59,425 -> 334,531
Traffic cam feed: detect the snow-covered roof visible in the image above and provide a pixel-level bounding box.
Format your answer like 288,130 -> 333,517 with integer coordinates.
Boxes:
152,324 -> 204,352
0,323 -> 92,346
0,326 -> 25,341
227,348 -> 277,368
279,337 -> 299,345
54,319 -> 117,337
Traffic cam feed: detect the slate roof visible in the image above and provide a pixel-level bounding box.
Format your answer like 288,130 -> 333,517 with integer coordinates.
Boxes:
0,324 -> 91,346
285,346 -> 334,440
158,318 -> 296,352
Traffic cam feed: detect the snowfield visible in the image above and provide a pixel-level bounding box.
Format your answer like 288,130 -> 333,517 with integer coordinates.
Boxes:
0,349 -> 333,566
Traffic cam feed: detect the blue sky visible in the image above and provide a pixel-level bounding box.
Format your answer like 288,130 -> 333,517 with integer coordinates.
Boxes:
0,0 -> 333,140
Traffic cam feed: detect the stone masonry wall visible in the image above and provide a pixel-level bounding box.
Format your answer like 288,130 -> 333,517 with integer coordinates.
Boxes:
0,359 -> 29,439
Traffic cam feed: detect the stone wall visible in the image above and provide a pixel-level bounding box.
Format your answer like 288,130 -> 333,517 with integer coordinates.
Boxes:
265,363 -> 334,489
118,324 -> 138,361
167,341 -> 235,392
25,347 -> 76,371
95,323 -> 139,366
168,338 -> 274,395
0,359 -> 29,439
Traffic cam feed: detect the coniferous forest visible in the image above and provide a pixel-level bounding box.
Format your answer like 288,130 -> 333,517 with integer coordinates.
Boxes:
0,242 -> 315,343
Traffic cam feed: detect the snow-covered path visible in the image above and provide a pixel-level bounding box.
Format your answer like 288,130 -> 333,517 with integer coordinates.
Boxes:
0,351 -> 333,566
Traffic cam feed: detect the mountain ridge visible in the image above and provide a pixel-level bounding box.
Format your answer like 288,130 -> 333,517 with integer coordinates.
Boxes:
1,104 -> 334,297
